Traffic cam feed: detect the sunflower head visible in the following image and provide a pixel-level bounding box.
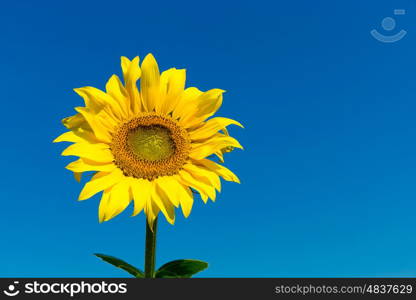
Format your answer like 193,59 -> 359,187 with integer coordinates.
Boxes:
54,54 -> 243,226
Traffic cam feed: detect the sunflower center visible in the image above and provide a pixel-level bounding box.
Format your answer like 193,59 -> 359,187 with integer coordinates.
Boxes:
128,125 -> 175,162
111,114 -> 190,180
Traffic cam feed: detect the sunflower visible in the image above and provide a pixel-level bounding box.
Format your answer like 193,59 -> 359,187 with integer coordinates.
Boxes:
54,54 -> 242,226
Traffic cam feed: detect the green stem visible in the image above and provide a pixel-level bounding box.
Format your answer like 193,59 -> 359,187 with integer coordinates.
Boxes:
144,216 -> 158,278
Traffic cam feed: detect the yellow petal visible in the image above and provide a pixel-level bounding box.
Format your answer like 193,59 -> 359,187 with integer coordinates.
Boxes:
178,169 -> 216,202
99,179 -> 132,222
98,189 -> 110,222
214,150 -> 225,163
65,158 -> 116,173
130,178 -> 152,217
53,131 -> 84,143
156,176 -> 195,218
172,87 -> 203,120
62,142 -> 113,163
105,75 -> 130,118
74,107 -> 113,143
62,113 -> 86,130
193,89 -> 224,117
152,181 -> 176,224
213,128 -> 237,160
183,163 -> 221,192
121,56 -> 141,114
155,176 -> 183,207
177,183 -> 194,218
189,135 -> 243,160
140,53 -> 161,112
189,117 -> 243,141
73,86 -> 124,121
156,176 -> 194,218
159,68 -> 186,114
79,169 -> 124,201
194,159 -> 240,183
145,198 -> 160,229
178,89 -> 224,128
62,114 -> 99,143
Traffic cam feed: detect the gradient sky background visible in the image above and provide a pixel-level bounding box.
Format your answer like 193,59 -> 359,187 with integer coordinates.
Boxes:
1,0 -> 416,277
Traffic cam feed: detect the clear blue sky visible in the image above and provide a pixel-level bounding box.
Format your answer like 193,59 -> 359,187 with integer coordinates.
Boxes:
1,0 -> 416,277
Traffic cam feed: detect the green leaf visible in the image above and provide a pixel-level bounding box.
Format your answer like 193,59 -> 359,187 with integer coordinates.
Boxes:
156,259 -> 208,278
94,253 -> 144,278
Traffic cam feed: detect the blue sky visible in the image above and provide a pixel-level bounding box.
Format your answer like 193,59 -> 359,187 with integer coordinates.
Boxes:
1,0 -> 416,277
